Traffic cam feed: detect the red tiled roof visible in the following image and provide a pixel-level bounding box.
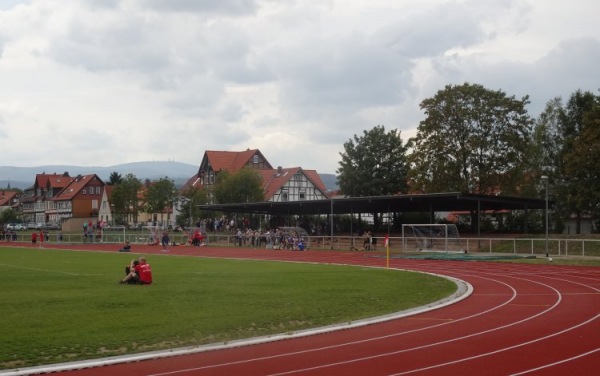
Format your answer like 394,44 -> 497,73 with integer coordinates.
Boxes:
104,185 -> 114,201
180,175 -> 203,193
303,169 -> 328,194
35,173 -> 70,189
53,174 -> 103,201
205,149 -> 272,172
0,191 -> 18,206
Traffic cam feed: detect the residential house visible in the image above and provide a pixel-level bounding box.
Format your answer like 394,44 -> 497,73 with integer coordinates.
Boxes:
98,185 -> 114,225
181,149 -> 273,201
258,166 -> 329,202
50,174 -> 105,223
20,173 -> 72,224
0,190 -> 19,212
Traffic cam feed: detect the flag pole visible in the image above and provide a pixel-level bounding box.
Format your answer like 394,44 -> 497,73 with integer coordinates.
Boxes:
385,233 -> 390,269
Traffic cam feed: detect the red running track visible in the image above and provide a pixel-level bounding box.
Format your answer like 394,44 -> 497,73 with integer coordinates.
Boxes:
8,244 -> 600,375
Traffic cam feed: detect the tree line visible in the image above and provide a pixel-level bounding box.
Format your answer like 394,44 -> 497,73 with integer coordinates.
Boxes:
3,82 -> 596,234
336,83 -> 600,234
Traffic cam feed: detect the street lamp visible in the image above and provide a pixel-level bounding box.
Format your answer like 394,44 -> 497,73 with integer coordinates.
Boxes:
541,175 -> 549,258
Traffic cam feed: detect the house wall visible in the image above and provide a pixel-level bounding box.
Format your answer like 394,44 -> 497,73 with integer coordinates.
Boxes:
270,172 -> 327,202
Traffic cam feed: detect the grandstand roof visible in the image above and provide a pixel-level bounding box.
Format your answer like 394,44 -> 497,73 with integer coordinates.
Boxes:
197,192 -> 550,216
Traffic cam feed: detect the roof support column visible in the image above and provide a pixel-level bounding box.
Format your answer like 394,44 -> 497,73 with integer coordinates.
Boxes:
330,199 -> 334,250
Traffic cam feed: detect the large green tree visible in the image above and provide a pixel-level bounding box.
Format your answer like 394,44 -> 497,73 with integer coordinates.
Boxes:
108,171 -> 123,185
0,208 -> 19,224
176,187 -> 209,227
337,125 -> 408,197
144,177 -> 177,226
561,96 -> 600,232
110,174 -> 142,225
408,83 -> 533,195
213,168 -> 264,204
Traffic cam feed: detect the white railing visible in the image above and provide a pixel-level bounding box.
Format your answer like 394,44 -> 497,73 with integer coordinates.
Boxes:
2,232 -> 599,258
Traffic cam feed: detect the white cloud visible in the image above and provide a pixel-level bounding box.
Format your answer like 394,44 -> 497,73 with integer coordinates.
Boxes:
0,0 -> 598,175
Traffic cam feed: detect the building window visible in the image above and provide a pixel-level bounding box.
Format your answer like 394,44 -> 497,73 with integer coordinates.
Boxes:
281,190 -> 288,202
96,186 -> 101,195
92,200 -> 98,209
253,155 -> 259,164
82,188 -> 86,195
299,188 -> 306,200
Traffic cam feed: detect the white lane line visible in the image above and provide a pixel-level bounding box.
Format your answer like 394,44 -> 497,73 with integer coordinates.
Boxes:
266,276 -> 562,376
145,274 -> 516,376
510,347 -> 600,375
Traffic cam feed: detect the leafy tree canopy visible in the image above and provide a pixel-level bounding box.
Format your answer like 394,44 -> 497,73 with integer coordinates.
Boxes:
111,173 -> 142,223
563,99 -> 600,220
408,82 -> 533,195
213,168 -> 264,204
144,177 -> 176,214
337,125 -> 408,197
108,171 -> 123,185
176,187 -> 209,227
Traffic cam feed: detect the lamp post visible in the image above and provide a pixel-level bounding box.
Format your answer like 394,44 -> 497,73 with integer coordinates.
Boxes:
541,175 -> 549,258
110,204 -> 115,226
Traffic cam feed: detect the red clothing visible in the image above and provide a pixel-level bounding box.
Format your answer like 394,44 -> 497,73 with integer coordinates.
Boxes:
134,262 -> 153,284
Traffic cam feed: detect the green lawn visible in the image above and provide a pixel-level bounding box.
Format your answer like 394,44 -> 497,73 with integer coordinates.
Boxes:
0,247 -> 455,370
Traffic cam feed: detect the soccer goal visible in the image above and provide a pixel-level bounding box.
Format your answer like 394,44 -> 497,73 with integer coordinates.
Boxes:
402,224 -> 463,253
142,226 -> 161,245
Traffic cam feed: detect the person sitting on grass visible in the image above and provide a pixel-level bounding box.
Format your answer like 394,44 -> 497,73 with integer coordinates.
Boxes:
120,257 -> 153,285
118,241 -> 132,252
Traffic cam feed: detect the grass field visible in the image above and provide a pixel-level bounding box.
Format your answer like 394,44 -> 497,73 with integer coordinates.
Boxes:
0,247 -> 456,370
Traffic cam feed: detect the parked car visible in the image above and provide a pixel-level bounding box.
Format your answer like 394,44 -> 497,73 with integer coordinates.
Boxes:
43,223 -> 60,230
14,224 -> 26,231
27,223 -> 36,230
35,223 -> 45,229
5,223 -> 15,230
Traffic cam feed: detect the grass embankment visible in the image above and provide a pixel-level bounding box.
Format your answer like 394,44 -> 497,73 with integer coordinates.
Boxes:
0,247 -> 455,370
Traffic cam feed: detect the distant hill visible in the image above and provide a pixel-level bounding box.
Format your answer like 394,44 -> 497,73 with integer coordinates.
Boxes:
0,162 -> 198,189
319,173 -> 338,191
0,162 -> 339,191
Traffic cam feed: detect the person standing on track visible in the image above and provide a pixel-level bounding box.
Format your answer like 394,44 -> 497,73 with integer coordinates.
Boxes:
161,230 -> 170,252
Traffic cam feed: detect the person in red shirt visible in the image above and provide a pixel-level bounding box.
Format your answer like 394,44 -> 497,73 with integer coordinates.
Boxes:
120,257 -> 153,285
31,232 -> 38,244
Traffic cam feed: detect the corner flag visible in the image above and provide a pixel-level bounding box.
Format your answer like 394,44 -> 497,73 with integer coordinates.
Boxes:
385,234 -> 390,268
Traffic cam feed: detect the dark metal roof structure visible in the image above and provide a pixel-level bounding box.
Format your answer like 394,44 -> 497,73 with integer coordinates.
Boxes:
198,192 -> 548,216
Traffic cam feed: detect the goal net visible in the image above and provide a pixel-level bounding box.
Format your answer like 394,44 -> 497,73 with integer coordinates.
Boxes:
143,226 -> 161,245
402,224 -> 463,253
273,227 -> 310,250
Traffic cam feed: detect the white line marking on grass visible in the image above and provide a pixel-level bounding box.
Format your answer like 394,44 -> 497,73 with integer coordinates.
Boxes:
0,263 -> 81,276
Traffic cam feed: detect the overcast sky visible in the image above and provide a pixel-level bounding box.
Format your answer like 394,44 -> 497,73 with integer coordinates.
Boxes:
0,0 -> 598,174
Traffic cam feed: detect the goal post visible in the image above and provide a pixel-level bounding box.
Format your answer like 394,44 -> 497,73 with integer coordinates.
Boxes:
402,224 -> 462,253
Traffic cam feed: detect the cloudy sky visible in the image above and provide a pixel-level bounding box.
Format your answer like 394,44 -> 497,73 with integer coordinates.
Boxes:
0,0 -> 598,174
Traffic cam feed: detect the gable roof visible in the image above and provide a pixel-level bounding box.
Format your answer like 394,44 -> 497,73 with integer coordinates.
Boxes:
203,149 -> 272,173
257,167 -> 329,200
52,174 -> 104,201
0,191 -> 18,207
103,185 -> 114,202
180,175 -> 203,193
34,173 -> 72,191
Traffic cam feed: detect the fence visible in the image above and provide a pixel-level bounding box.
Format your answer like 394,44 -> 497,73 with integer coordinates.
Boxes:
2,231 -> 599,258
